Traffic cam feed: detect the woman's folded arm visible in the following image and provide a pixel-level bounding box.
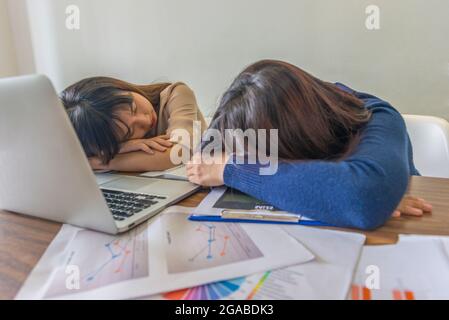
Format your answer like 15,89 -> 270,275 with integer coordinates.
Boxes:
223,106 -> 411,230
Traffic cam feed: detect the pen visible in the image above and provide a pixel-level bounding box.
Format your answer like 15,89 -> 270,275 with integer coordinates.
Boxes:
221,209 -> 300,223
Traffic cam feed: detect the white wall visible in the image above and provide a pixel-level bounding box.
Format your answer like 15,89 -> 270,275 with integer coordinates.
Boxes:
6,0 -> 35,75
0,0 -> 18,77
22,0 -> 449,119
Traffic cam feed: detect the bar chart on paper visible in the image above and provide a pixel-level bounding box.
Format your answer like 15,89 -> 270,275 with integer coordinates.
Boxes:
350,281 -> 427,300
44,225 -> 149,298
351,284 -> 425,300
163,212 -> 263,274
350,236 -> 449,300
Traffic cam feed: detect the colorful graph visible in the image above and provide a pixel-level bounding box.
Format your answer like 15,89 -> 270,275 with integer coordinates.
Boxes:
188,223 -> 230,261
44,225 -> 148,298
392,289 -> 415,300
351,284 -> 416,300
161,271 -> 272,300
84,237 -> 132,283
163,277 -> 246,300
351,285 -> 373,300
163,211 -> 263,274
246,271 -> 271,299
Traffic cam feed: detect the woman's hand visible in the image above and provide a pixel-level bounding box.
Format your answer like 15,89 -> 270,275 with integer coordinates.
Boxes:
119,134 -> 173,155
186,153 -> 230,187
392,196 -> 432,218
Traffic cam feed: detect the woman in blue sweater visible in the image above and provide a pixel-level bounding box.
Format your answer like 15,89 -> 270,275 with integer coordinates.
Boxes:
186,60 -> 431,230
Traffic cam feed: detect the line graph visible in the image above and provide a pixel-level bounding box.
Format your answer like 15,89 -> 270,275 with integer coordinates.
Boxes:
84,237 -> 132,282
44,225 -> 148,298
163,212 -> 263,274
188,223 -> 230,262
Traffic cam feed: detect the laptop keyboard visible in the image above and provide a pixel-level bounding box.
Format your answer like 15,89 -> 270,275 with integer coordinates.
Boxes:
101,189 -> 167,222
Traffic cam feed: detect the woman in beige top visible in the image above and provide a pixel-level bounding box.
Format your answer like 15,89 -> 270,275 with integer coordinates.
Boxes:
60,77 -> 207,172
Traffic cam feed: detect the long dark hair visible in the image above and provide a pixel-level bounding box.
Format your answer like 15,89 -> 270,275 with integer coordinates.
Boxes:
208,60 -> 371,160
60,77 -> 170,164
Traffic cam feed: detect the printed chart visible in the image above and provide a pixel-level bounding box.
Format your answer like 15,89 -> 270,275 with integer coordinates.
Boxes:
160,273 -> 270,300
350,280 -> 428,300
350,236 -> 449,300
44,225 -> 149,298
163,277 -> 246,300
163,212 -> 263,274
160,270 -> 308,300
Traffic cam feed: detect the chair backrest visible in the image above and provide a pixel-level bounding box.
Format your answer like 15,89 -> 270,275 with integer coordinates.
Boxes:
403,114 -> 449,178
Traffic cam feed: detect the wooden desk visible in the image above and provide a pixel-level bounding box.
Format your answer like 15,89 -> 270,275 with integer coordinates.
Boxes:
1,176 -> 448,299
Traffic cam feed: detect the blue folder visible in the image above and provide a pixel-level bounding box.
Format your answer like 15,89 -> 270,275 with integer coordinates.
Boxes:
188,187 -> 332,227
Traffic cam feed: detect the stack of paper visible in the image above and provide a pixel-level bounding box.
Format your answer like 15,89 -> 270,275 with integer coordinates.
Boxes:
17,202 -> 449,300
16,206 -> 314,300
145,224 -> 366,300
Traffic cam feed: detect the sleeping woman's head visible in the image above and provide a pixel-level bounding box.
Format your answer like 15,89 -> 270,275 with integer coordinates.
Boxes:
209,60 -> 371,161
60,77 -> 170,164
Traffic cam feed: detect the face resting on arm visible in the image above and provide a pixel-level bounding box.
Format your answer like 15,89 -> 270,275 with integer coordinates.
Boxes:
61,77 -> 206,172
186,59 -> 432,228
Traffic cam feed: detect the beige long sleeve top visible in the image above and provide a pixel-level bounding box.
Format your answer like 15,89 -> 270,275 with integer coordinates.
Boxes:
152,82 -> 207,148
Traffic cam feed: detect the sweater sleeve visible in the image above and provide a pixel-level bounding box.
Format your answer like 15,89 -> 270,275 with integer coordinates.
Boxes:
164,83 -> 207,149
223,104 -> 411,230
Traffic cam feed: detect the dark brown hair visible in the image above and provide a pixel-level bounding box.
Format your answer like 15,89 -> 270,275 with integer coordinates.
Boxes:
208,60 -> 371,160
60,77 -> 171,164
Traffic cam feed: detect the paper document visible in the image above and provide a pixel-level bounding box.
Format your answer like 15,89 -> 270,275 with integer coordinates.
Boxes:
145,225 -> 365,300
351,235 -> 449,300
16,206 -> 313,300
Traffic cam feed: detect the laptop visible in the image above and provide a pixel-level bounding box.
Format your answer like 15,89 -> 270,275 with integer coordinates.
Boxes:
0,74 -> 200,234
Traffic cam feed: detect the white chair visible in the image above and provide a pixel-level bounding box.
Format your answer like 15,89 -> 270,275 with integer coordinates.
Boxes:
403,114 -> 449,178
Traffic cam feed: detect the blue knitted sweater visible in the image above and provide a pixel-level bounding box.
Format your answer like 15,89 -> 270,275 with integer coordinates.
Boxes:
223,83 -> 418,230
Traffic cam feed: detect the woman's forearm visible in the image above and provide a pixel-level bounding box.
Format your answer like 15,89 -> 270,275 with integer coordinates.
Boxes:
107,148 -> 177,172
223,107 -> 410,230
